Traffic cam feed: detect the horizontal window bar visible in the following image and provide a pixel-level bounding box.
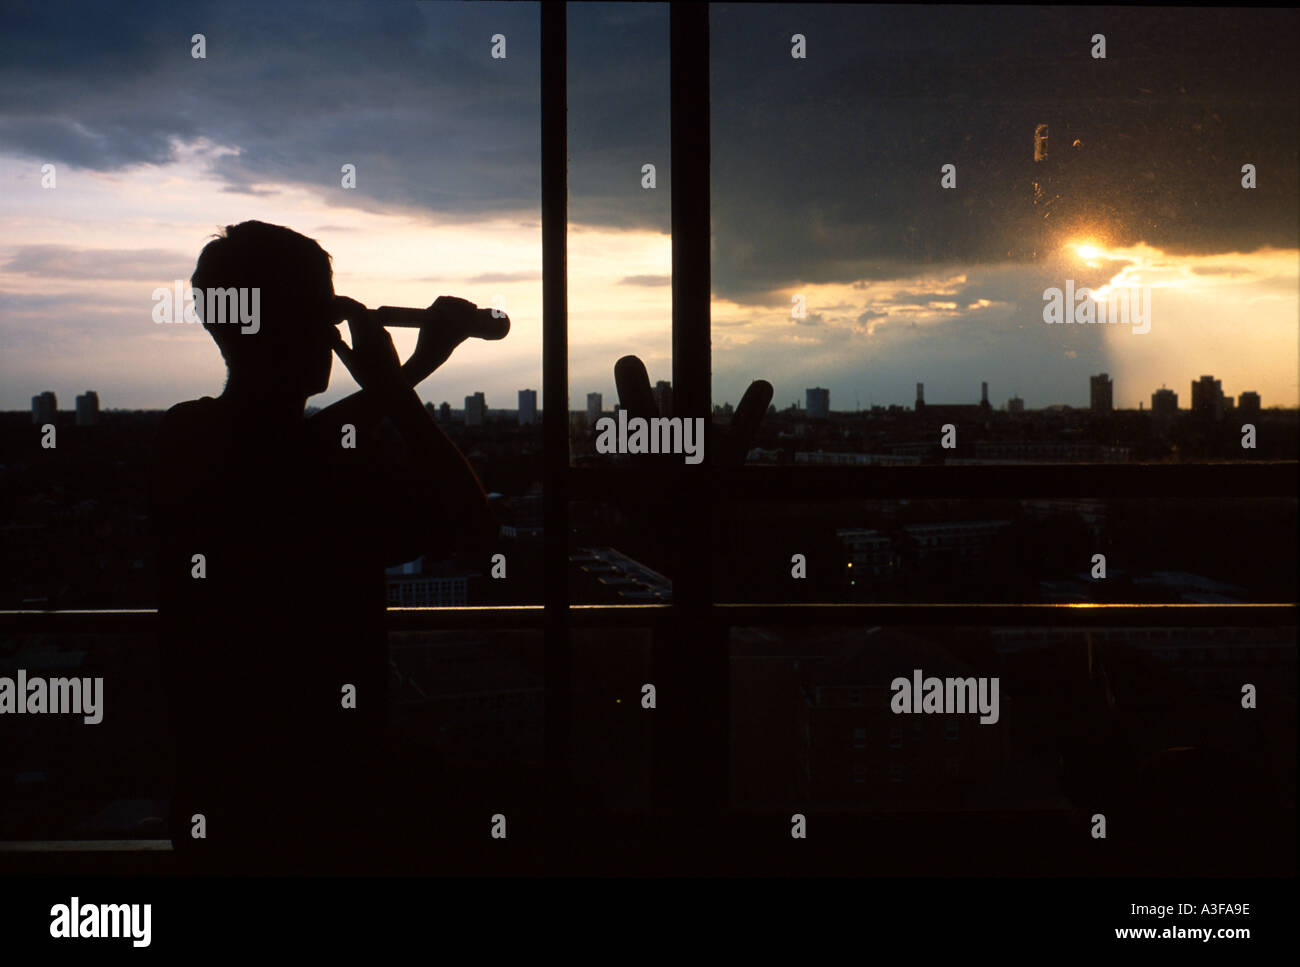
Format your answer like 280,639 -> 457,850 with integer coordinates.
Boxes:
569,462 -> 1298,500
0,840 -> 172,853
2,603 -> 1292,632
716,603 -> 1296,627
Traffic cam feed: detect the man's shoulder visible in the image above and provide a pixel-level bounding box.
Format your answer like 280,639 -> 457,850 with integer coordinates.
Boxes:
152,396 -> 228,491
157,396 -> 227,448
159,396 -> 221,431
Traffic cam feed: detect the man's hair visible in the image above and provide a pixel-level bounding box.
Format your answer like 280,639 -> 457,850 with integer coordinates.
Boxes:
191,221 -> 334,372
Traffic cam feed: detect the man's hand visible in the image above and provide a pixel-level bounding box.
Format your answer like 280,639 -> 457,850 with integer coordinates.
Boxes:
332,296 -> 404,396
403,296 -> 508,387
614,355 -> 772,467
402,296 -> 474,386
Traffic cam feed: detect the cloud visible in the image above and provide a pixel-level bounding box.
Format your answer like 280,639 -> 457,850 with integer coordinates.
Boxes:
219,185 -> 282,197
618,274 -> 671,287
3,245 -> 192,281
705,6 -> 1298,301
2,3 -> 1293,304
466,271 -> 541,284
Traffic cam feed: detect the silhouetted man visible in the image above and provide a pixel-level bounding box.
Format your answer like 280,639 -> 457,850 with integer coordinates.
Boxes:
151,221 -> 493,873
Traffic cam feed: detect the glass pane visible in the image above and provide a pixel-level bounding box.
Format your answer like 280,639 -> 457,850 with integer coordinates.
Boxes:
729,623 -> 1296,875
567,3 -> 672,466
570,500 -> 674,604
714,498 -> 1298,604
0,1 -> 545,606
709,5 -> 1299,465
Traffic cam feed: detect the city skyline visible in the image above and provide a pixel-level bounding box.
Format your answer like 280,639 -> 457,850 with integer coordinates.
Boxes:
22,366 -> 1281,420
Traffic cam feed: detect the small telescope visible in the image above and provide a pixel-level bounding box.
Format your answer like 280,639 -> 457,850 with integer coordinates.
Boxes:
333,296 -> 510,340
375,304 -> 510,340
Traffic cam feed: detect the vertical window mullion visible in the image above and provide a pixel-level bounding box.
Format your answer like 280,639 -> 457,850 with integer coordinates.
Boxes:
659,2 -> 727,834
541,0 -> 572,829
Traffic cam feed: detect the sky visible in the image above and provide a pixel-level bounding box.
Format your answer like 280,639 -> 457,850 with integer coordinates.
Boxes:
0,2 -> 1296,413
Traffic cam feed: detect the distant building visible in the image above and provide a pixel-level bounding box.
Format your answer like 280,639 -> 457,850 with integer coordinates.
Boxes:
1238,391 -> 1261,417
439,401 -> 452,423
1007,396 -> 1025,414
1090,373 -> 1113,413
75,391 -> 100,426
518,389 -> 537,426
586,392 -> 602,428
910,382 -> 987,423
796,451 -> 920,466
837,529 -> 898,586
1151,388 -> 1178,433
385,556 -> 468,606
31,391 -> 57,425
500,493 -> 543,541
903,521 -> 1011,562
980,382 -> 989,407
652,380 -> 673,417
957,442 -> 1130,464
1191,375 -> 1223,421
465,392 -> 486,427
806,387 -> 830,420
795,629 -> 1009,811
570,547 -> 673,603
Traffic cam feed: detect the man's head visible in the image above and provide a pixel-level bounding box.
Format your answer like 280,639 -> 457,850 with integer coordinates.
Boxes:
191,221 -> 336,398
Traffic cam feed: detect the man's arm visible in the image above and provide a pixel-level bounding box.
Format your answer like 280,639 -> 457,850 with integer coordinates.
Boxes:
309,296 -> 473,438
320,302 -> 492,562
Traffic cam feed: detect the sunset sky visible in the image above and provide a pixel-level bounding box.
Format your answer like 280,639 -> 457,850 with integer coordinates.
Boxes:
1,2 -> 1296,413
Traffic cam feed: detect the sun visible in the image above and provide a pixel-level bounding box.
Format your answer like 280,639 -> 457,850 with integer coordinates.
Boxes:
1075,243 -> 1102,260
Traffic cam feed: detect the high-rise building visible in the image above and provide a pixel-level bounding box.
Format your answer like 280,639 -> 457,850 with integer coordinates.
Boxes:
915,383 -> 925,409
1151,388 -> 1178,411
980,382 -> 989,407
439,401 -> 452,423
652,380 -> 673,417
1151,387 -> 1178,433
586,392 -> 602,428
1191,375 -> 1223,420
518,389 -> 537,426
75,390 -> 99,426
1239,391 -> 1261,417
31,391 -> 57,425
806,387 -> 830,420
1007,396 -> 1025,414
465,392 -> 486,427
1090,373 -> 1113,413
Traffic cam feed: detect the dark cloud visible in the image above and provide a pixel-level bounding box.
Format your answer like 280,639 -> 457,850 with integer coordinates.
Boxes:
0,1 -> 543,219
4,3 -> 1289,304
0,2 -> 673,231
708,5 -> 1299,301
